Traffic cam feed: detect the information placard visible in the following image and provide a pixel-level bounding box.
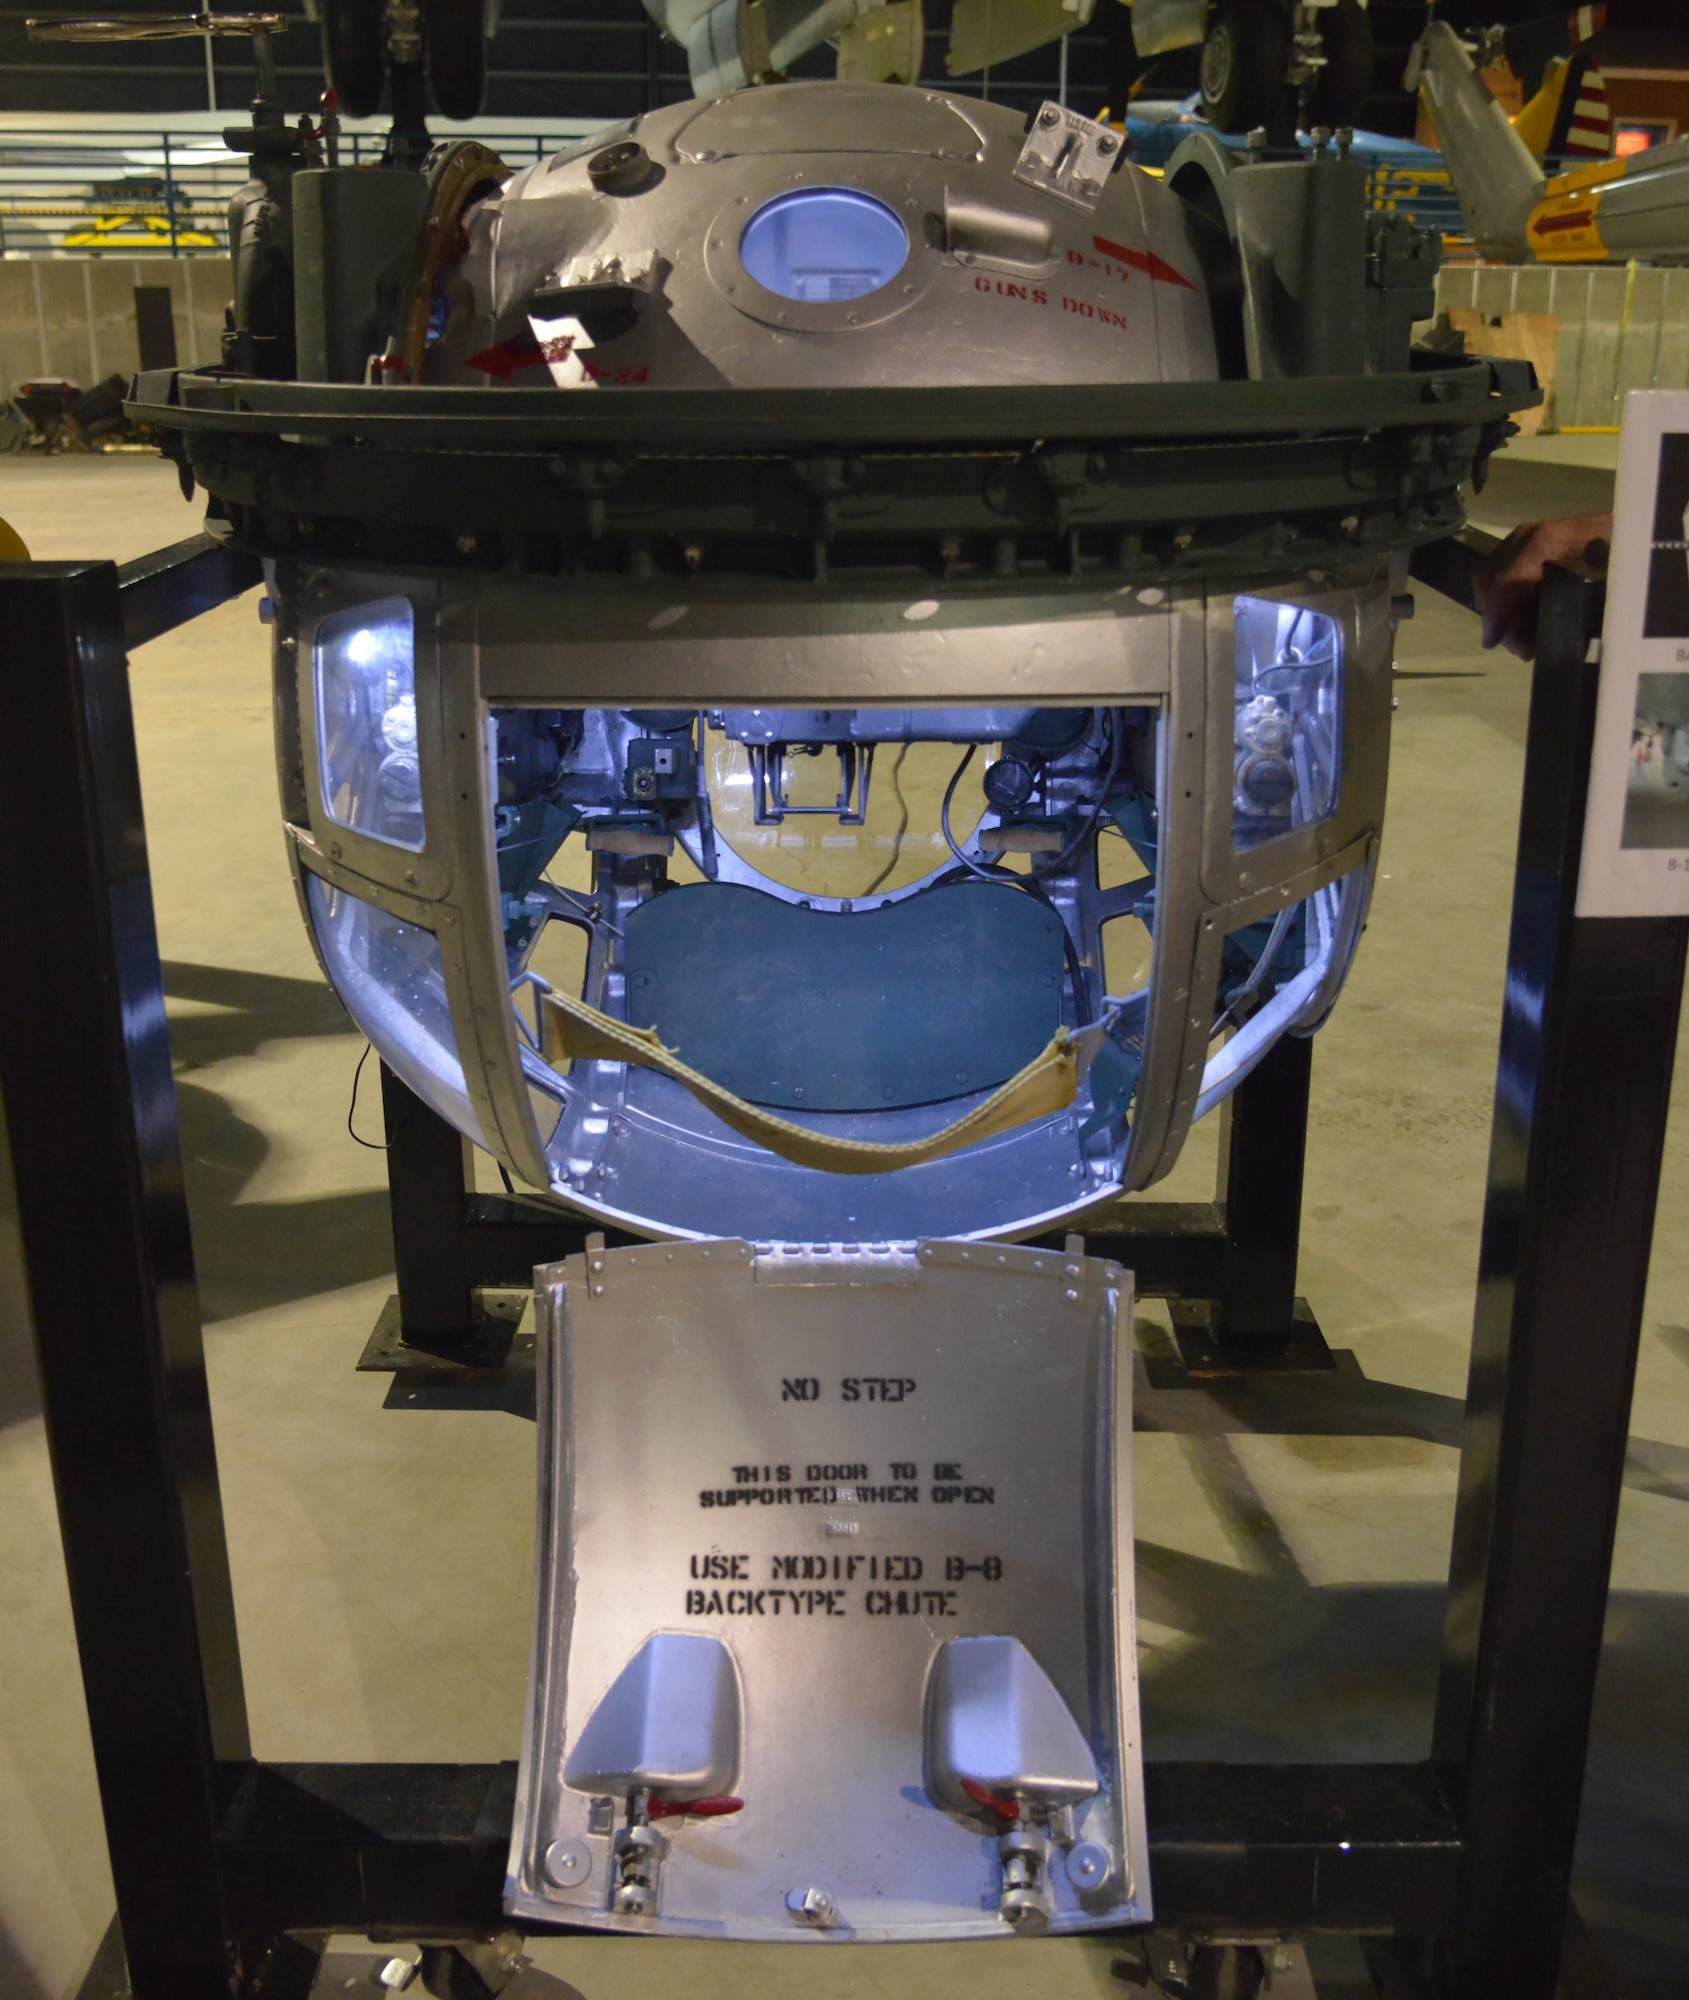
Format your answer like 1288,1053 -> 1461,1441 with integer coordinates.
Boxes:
1578,390 -> 1689,916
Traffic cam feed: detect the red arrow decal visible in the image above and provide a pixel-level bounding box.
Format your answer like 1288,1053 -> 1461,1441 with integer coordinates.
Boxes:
465,328 -> 585,380
1092,234 -> 1197,290
465,333 -> 542,380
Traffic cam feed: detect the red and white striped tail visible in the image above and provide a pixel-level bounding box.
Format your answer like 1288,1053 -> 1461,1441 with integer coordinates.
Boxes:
1567,4 -> 1606,47
1565,64 -> 1612,155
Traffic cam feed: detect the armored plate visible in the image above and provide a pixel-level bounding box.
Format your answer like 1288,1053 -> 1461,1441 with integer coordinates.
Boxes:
622,881 -> 1066,1111
671,83 -> 987,160
507,1237 -> 1149,1941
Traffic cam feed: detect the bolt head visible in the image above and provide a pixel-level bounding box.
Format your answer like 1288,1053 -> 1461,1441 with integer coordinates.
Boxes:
1039,106 -> 1060,126
1067,1840 -> 1112,1891
544,1837 -> 593,1888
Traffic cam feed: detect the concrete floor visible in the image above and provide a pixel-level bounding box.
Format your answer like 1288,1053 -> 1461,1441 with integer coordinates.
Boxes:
0,441 -> 1686,1998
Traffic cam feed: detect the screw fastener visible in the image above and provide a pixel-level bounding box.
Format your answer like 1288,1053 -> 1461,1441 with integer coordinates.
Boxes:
544,1837 -> 593,1887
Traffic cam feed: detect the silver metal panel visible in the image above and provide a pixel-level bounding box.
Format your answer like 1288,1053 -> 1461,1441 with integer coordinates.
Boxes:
508,1237 -> 1149,1941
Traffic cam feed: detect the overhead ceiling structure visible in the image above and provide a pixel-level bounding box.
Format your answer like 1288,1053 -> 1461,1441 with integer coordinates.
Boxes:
0,6 -> 1682,169
0,0 -> 1513,135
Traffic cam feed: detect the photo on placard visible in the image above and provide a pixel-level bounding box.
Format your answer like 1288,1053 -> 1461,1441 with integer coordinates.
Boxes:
1643,434 -> 1689,637
1622,672 -> 1689,849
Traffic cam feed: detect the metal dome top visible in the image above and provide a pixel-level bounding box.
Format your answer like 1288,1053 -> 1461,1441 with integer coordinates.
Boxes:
430,85 -> 1217,394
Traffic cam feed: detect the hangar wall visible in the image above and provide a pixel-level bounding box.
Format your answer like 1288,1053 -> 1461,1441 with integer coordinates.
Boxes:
5,252 -> 1687,441
1437,259 -> 1689,432
0,255 -> 227,402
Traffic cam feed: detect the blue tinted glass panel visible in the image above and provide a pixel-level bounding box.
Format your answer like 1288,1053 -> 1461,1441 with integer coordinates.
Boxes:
305,871 -> 485,1147
740,187 -> 908,304
316,596 -> 424,850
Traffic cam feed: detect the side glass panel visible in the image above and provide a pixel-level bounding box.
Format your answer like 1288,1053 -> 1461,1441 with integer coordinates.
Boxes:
1232,596 -> 1342,850
305,872 -> 485,1147
315,596 -> 424,850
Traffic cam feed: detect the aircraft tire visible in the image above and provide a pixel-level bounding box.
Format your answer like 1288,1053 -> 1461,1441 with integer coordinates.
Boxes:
1199,0 -> 1289,134
426,0 -> 488,121
1306,0 -> 1374,128
320,0 -> 385,119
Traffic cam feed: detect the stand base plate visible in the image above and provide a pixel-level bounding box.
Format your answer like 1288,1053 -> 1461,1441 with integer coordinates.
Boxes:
1167,1296 -> 1337,1379
357,1291 -> 529,1373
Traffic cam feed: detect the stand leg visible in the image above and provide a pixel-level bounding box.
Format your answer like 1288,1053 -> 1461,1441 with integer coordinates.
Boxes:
1216,1031 -> 1310,1339
361,1067 -> 641,1378
1169,1031 -> 1335,1374
0,562 -> 245,1997
362,1063 -> 514,1367
382,1062 -> 476,1342
1437,568 -> 1688,1997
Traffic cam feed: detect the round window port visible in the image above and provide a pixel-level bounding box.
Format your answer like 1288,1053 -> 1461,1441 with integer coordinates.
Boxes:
738,186 -> 909,306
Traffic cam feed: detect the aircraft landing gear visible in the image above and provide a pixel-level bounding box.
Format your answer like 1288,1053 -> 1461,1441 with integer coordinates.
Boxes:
1200,0 -> 1373,135
1199,0 -> 1287,132
318,0 -> 488,129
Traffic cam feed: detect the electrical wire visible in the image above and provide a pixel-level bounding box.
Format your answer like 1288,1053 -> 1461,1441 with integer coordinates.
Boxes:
924,856 -> 1096,1032
864,741 -> 910,895
940,714 -> 1126,891
1023,710 -> 1125,884
346,1042 -> 389,1151
940,744 -> 998,883
1214,901 -> 1296,1035
1049,888 -> 1094,1027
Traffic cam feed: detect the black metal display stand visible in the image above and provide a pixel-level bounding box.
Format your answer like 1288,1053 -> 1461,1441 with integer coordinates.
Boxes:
0,538 -> 1679,2000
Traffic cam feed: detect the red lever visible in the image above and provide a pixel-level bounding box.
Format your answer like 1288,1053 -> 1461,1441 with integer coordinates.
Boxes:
961,1779 -> 1021,1821
647,1794 -> 744,1821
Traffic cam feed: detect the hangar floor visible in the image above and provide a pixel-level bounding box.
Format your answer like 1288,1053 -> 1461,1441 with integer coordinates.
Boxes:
1,435 -> 1686,2000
